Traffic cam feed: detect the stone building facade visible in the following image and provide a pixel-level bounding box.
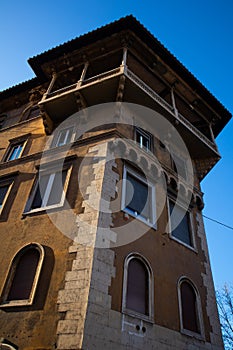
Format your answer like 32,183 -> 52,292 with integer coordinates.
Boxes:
0,16 -> 231,350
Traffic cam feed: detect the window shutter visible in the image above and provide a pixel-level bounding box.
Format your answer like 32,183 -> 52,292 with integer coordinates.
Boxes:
7,249 -> 40,301
181,281 -> 199,333
126,258 -> 148,315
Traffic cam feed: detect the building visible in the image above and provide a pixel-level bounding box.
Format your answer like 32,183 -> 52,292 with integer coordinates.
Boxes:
0,16 -> 231,350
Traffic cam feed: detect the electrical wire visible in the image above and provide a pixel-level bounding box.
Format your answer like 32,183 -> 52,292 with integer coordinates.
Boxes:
203,215 -> 233,231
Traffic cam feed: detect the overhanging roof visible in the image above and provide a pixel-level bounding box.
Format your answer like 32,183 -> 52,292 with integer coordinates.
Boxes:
1,15 -> 231,136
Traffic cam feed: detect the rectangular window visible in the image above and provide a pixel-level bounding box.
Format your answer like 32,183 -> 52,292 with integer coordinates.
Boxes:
0,180 -> 13,215
4,138 -> 28,162
171,153 -> 187,180
53,127 -> 74,147
121,166 -> 156,227
168,199 -> 194,247
6,142 -> 25,161
24,166 -> 72,213
135,128 -> 151,152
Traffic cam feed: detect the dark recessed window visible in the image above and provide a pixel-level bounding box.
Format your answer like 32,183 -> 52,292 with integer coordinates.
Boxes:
7,249 -> 40,301
0,180 -> 13,215
169,200 -> 193,247
135,128 -> 151,152
0,244 -> 44,307
171,153 -> 187,180
180,280 -> 200,334
5,141 -> 26,161
126,258 -> 149,315
122,166 -> 156,226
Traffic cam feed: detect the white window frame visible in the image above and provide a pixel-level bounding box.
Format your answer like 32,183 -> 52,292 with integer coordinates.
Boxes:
121,166 -> 156,228
0,180 -> 14,215
53,126 -> 75,147
4,139 -> 27,162
122,253 -> 154,322
167,197 -> 196,250
0,243 -> 44,307
177,276 -> 205,340
135,127 -> 152,152
24,164 -> 72,214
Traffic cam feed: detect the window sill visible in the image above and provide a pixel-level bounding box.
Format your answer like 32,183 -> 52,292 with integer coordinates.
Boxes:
122,308 -> 154,324
23,202 -> 64,215
169,235 -> 197,253
181,328 -> 205,341
0,299 -> 33,308
122,209 -> 157,230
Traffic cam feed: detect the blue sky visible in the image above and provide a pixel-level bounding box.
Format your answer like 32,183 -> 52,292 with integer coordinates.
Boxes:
0,0 -> 232,288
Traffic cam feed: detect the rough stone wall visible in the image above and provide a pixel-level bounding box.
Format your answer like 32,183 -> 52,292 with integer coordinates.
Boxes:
56,139 -> 223,350
80,143 -> 220,350
196,212 -> 224,350
56,141 -> 117,349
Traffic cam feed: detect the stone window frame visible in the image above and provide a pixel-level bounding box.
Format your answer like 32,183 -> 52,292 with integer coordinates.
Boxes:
135,127 -> 152,152
122,252 -> 154,322
121,165 -> 157,228
0,178 -> 14,216
167,197 -> 196,251
177,276 -> 205,340
23,162 -> 73,214
0,341 -> 18,350
2,135 -> 29,162
0,243 -> 44,308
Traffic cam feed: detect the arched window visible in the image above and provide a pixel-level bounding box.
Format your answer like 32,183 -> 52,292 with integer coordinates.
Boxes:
178,277 -> 204,338
122,253 -> 153,320
0,243 -> 44,307
0,341 -> 18,350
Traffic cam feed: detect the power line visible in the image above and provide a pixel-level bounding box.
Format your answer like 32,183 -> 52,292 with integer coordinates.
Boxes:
203,215 -> 233,231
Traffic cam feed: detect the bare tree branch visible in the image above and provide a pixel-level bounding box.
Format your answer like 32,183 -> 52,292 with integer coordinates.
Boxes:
216,284 -> 233,350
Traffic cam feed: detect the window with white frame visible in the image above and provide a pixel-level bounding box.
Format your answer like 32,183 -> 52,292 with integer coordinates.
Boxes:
4,140 -> 26,162
135,128 -> 152,152
24,165 -> 72,213
168,199 -> 194,248
0,243 -> 44,307
53,127 -> 75,147
0,180 -> 13,215
122,253 -> 154,321
121,166 -> 156,226
178,277 -> 204,338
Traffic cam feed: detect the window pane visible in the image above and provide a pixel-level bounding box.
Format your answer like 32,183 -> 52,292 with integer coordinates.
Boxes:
8,143 -> 23,161
0,185 -> 9,208
126,173 -> 150,219
56,128 -> 72,146
31,174 -> 50,209
170,201 -> 192,246
136,130 -> 150,150
126,259 -> 148,315
181,282 -> 199,333
47,170 -> 67,206
7,249 -> 40,301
